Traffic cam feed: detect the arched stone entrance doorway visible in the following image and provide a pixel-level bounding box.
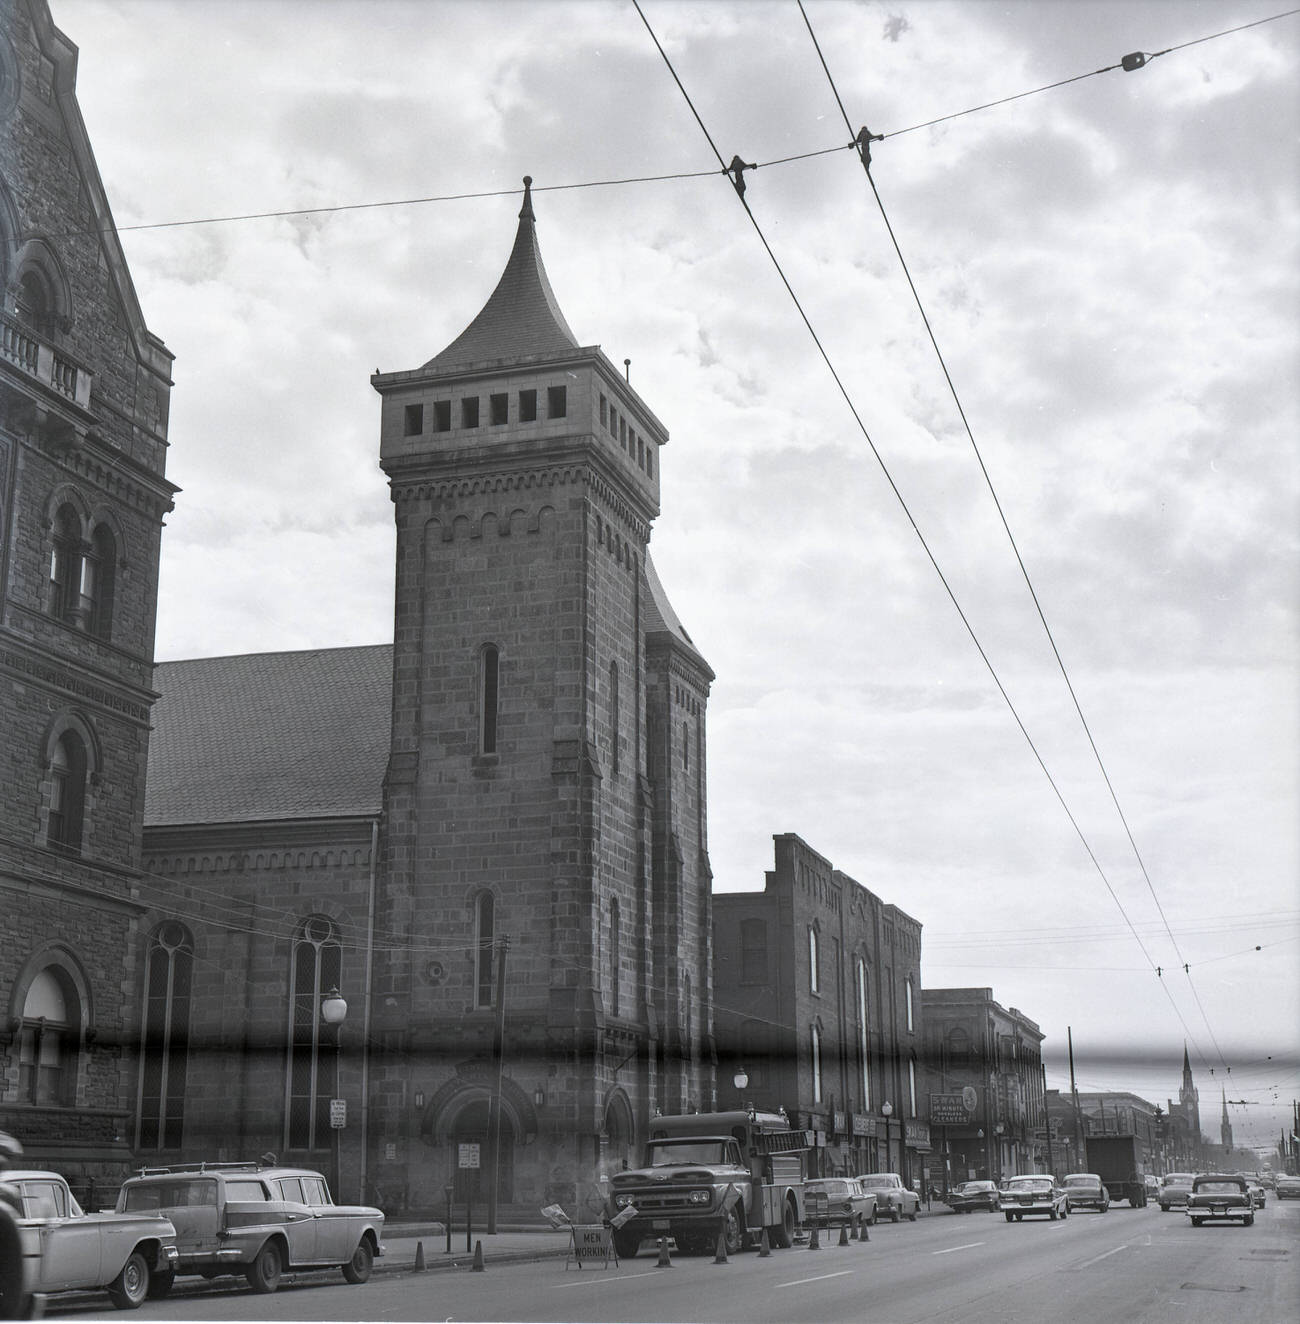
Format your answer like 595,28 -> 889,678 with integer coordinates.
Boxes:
603,1089 -> 635,1173
449,1097 -> 515,1205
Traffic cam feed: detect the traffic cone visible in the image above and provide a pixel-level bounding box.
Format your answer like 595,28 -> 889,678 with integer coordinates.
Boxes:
713,1227 -> 729,1264
471,1239 -> 485,1272
809,1223 -> 821,1250
860,1216 -> 870,1243
656,1236 -> 673,1267
758,1227 -> 771,1258
413,1240 -> 426,1270
838,1222 -> 850,1246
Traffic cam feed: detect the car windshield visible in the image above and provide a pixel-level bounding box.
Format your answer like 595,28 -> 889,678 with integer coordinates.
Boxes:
961,1182 -> 995,1192
1195,1179 -> 1241,1193
648,1141 -> 728,1167
807,1180 -> 851,1195
1063,1176 -> 1098,1187
1163,1174 -> 1193,1185
858,1176 -> 894,1189
1008,1178 -> 1051,1191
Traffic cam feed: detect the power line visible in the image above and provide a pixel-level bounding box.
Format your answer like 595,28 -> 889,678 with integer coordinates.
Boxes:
68,7 -> 1296,240
798,0 -> 1243,1074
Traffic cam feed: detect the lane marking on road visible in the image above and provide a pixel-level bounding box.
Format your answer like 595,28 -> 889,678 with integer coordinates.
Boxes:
550,1270 -> 663,1288
932,1242 -> 985,1255
1077,1244 -> 1129,1268
776,1270 -> 857,1288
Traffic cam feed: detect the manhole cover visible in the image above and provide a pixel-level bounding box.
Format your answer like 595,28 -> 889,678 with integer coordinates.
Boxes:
1181,1283 -> 1248,1293
1242,1248 -> 1289,1259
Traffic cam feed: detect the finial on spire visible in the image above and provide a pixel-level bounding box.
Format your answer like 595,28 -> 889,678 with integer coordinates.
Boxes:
519,175 -> 535,222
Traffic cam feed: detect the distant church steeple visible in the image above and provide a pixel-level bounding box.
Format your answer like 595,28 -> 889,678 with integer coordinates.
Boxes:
1220,1087 -> 1233,1153
1179,1043 -> 1202,1145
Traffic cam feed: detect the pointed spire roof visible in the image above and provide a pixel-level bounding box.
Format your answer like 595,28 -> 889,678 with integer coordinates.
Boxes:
423,176 -> 579,371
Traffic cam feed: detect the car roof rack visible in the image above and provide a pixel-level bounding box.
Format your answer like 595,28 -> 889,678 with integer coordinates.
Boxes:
129,1160 -> 266,1177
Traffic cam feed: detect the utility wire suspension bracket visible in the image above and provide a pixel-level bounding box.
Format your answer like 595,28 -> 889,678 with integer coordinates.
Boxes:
854,126 -> 884,174
726,155 -> 757,198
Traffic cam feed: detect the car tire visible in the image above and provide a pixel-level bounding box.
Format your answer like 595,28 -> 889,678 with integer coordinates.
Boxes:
772,1198 -> 796,1249
1049,1208 -> 1058,1221
106,1249 -> 151,1310
245,1241 -> 284,1294
1190,1217 -> 1203,1227
1100,1203 -> 1109,1213
1005,1212 -> 1014,1222
147,1268 -> 175,1300
722,1203 -> 745,1256
342,1238 -> 374,1284
1160,1204 -> 1169,1212
1244,1214 -> 1254,1227
908,1208 -> 918,1222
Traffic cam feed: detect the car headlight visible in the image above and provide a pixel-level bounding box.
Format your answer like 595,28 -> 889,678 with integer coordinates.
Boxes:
688,1190 -> 711,1205
614,1194 -> 634,1208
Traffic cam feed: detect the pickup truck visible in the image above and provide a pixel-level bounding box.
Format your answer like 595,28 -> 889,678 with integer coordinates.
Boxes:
3,1168 -> 179,1309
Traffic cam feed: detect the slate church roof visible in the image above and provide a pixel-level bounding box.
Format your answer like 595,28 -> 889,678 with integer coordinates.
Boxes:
422,176 -> 579,371
144,644 -> 392,827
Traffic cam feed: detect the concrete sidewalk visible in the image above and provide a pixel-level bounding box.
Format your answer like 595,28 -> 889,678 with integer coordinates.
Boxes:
379,1202 -> 955,1274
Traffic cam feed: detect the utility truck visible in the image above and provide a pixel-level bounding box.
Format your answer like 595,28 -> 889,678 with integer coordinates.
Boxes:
1084,1135 -> 1149,1206
606,1110 -> 810,1258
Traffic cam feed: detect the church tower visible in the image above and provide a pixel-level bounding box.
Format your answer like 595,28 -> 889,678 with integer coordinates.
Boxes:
370,181 -> 712,1213
1179,1044 -> 1201,1151
1220,1087 -> 1233,1154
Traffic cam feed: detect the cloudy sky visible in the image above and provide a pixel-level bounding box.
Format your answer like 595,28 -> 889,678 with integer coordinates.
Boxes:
54,0 -> 1298,1153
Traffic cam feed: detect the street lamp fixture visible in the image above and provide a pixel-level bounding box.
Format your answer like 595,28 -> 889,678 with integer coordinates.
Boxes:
881,1100 -> 894,1168
733,1067 -> 749,1092
321,987 -> 348,1025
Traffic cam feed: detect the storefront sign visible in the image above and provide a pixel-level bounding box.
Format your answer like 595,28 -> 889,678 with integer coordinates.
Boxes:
929,1092 -> 972,1126
851,1113 -> 877,1138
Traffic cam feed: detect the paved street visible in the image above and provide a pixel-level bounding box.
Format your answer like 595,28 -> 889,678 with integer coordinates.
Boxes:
46,1199 -> 1299,1322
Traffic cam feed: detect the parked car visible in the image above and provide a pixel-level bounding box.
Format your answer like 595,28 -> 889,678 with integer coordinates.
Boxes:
1242,1176 -> 1266,1208
1275,1174 -> 1300,1200
999,1174 -> 1070,1221
1186,1174 -> 1254,1227
855,1173 -> 920,1222
945,1180 -> 999,1213
802,1177 -> 876,1227
115,1160 -> 384,1295
0,1132 -> 30,1320
5,1168 -> 178,1309
1061,1173 -> 1110,1212
1158,1172 -> 1196,1211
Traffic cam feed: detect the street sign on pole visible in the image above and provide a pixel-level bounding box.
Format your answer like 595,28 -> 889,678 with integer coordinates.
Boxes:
459,1142 -> 481,1169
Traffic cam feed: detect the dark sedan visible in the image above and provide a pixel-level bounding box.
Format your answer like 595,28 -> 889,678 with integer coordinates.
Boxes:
946,1180 -> 999,1213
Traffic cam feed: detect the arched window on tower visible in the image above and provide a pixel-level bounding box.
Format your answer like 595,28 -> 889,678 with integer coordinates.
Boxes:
138,922 -> 194,1150
609,661 -> 620,775
18,966 -> 80,1106
47,729 -> 88,854
808,925 -> 820,995
475,892 -> 496,1009
479,644 -> 500,755
83,524 -> 117,641
855,955 -> 871,1110
608,896 -> 620,1018
286,916 -> 342,1152
48,503 -> 80,625
810,1023 -> 823,1105
16,267 -> 52,336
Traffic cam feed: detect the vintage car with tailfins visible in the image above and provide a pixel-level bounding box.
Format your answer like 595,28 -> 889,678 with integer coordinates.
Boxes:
115,1160 -> 383,1295
1061,1173 -> 1110,1212
855,1173 -> 920,1222
945,1180 -> 999,1213
1186,1174 -> 1254,1227
999,1174 -> 1070,1221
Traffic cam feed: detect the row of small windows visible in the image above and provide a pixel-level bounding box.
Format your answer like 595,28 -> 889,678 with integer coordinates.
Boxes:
48,502 -> 117,640
598,393 -> 655,478
593,514 -> 638,573
403,385 -> 567,437
673,684 -> 700,718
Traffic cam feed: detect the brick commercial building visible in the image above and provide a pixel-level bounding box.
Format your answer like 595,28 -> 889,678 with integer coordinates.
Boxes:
713,834 -> 928,1186
0,0 -> 176,1192
921,987 -> 1046,1188
138,181 -> 715,1218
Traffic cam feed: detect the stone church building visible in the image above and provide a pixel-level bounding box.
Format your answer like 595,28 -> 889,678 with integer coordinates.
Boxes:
3,0 -> 715,1218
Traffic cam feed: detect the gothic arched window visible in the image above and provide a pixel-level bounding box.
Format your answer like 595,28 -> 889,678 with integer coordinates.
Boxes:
286,916 -> 342,1152
855,956 -> 871,1110
138,922 -> 194,1150
18,966 -> 80,1106
608,896 -> 621,1018
609,661 -> 620,775
48,503 -> 80,625
810,1023 -> 823,1105
47,729 -> 87,853
84,524 -> 117,641
479,644 -> 500,755
474,892 -> 496,1009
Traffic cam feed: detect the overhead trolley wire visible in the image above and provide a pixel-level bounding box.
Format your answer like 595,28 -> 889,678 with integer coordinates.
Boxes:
80,7 -> 1297,240
797,0 -> 1246,1071
630,0 -> 1220,1066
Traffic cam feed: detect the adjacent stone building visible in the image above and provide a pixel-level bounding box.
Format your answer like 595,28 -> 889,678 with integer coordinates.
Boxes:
137,181 -> 715,1217
0,0 -> 176,1188
921,987 -> 1045,1187
713,833 -> 928,1185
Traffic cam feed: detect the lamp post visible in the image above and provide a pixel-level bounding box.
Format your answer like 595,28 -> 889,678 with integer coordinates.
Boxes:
881,1101 -> 894,1171
994,1123 -> 1005,1184
733,1066 -> 750,1112
320,986 -> 348,1200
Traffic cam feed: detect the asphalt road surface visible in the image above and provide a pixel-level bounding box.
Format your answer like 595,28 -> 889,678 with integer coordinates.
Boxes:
49,1199 -> 1299,1322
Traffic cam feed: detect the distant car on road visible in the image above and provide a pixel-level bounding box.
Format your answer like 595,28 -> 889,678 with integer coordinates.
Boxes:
1275,1174 -> 1300,1200
116,1160 -> 384,1296
1186,1174 -> 1254,1227
1241,1176 -> 1266,1208
5,1168 -> 178,1309
945,1180 -> 999,1213
999,1174 -> 1070,1222
802,1177 -> 876,1228
1061,1173 -> 1110,1212
1158,1173 -> 1196,1211
1143,1174 -> 1160,1201
855,1173 -> 920,1222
